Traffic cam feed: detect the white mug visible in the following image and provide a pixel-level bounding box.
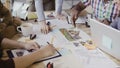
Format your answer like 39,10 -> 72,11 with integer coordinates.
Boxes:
17,23 -> 33,36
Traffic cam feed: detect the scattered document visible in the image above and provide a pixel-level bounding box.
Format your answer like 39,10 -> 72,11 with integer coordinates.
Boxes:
12,1 -> 30,20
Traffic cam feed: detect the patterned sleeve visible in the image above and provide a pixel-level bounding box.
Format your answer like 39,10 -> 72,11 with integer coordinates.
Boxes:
110,17 -> 118,29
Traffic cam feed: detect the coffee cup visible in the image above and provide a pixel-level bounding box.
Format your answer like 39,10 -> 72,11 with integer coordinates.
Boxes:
17,23 -> 33,36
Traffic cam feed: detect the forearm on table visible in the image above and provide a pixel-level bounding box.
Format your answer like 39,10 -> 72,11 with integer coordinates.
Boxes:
55,0 -> 63,15
1,38 -> 24,49
35,0 -> 45,22
13,49 -> 47,68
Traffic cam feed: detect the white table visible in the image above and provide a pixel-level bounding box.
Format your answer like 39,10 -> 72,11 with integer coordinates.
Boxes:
18,19 -> 118,68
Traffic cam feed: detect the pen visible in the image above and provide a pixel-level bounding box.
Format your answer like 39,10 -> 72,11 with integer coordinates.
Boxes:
35,42 -> 41,48
66,16 -> 70,24
47,36 -> 54,45
50,36 -> 54,44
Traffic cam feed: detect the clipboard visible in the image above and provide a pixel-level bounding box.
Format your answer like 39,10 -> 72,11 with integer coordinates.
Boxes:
7,49 -> 61,64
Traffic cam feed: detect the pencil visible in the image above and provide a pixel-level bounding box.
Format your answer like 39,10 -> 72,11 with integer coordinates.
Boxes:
50,36 -> 54,44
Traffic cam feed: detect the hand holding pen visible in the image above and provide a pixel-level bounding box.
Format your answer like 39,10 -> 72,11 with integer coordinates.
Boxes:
37,42 -> 55,58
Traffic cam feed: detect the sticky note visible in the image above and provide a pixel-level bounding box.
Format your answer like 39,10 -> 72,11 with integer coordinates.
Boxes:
102,35 -> 112,49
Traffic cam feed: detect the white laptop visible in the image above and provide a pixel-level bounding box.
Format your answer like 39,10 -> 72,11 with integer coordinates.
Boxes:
89,19 -> 120,60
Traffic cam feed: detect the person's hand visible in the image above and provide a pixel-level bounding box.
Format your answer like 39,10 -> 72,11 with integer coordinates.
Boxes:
70,8 -> 79,27
23,42 -> 40,50
39,21 -> 50,34
102,19 -> 111,25
41,44 -> 56,57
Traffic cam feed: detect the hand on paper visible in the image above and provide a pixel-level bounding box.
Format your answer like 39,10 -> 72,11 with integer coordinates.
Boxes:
41,44 -> 56,57
39,21 -> 50,34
